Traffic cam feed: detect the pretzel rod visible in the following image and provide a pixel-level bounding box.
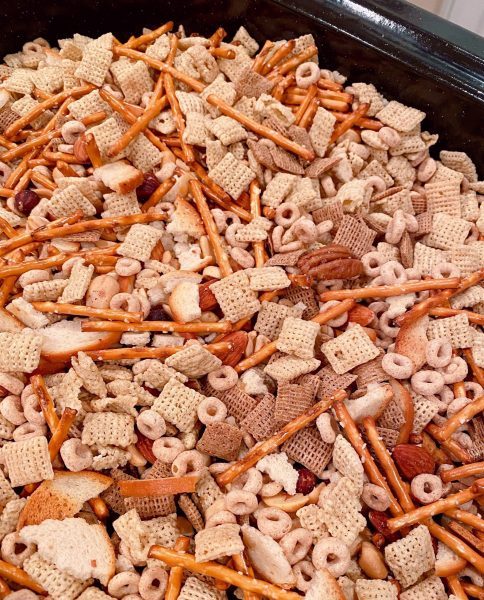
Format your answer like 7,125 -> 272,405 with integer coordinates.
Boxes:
205,95 -> 314,161
0,560 -> 45,594
124,21 -> 174,49
261,40 -> 296,75
189,179 -> 233,278
0,129 -> 62,162
252,40 -> 275,73
427,520 -> 484,575
119,476 -> 199,497
81,318 -> 231,333
165,536 -> 191,600
433,396 -> 484,442
333,401 -> 404,517
268,45 -> 318,78
429,306 -> 484,325
5,85 -> 94,138
392,380 -> 414,444
447,519 -> 484,554
31,301 -> 143,323
30,170 -> 56,190
48,407 -> 77,462
216,389 -> 347,487
463,348 -> 484,388
84,341 -> 231,361
462,583 -> 484,599
249,181 -> 266,268
0,218 -> 17,239
142,176 -> 176,212
164,72 -> 194,163
235,298 -> 355,373
329,102 -> 369,143
426,424 -> 473,464
200,183 -> 252,222
88,497 -> 110,521
32,213 -> 165,242
447,575 -> 469,600
446,509 -> 484,533
387,483 -> 483,532
363,417 -> 416,512
31,374 -> 59,433
320,277 -> 461,301
441,462 -> 484,483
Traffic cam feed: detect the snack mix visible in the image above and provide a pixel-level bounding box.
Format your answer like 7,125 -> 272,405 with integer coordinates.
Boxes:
0,18 -> 481,600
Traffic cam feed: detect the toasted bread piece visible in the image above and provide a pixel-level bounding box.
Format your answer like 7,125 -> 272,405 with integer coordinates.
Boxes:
306,569 -> 346,600
18,471 -> 112,528
169,281 -> 202,323
159,271 -> 202,294
93,160 -> 143,194
167,197 -> 205,239
395,314 -> 429,373
20,517 -> 115,585
434,541 -> 467,577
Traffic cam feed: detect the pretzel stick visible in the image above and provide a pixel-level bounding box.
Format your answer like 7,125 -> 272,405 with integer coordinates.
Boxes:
209,47 -> 235,59
272,73 -> 295,102
427,520 -> 484,575
433,396 -> 484,442
189,161 -> 231,203
5,85 -> 94,138
43,150 -> 84,163
252,40 -> 275,73
31,301 -> 143,323
32,213 -> 165,242
124,21 -> 174,48
84,341 -> 231,361
231,553 -> 261,600
14,167 -> 32,193
209,27 -> 227,47
0,279 -> 16,308
107,96 -> 168,158
333,401 -> 404,517
387,483 -> 484,532
363,417 -> 416,513
0,218 -> 17,239
329,102 -> 369,143
30,170 -> 56,190
48,407 -> 77,462
462,583 -> 484,599
447,575 -> 469,600
261,40 -> 295,75
235,298 -> 355,373
0,189 -> 15,198
81,110 -> 108,126
0,577 -> 10,599
200,183 -> 252,222
268,45 -> 318,78
84,133 -> 103,168
319,278 -> 461,301
446,509 -> 484,533
0,560 -> 45,594
332,112 -> 383,130
165,536 -> 191,600
389,380 -> 414,445
142,177 -> 176,212
81,319 -> 232,334
430,307 -> 484,325
189,179 -> 233,278
119,476 -> 199,497
206,95 -> 314,161
293,84 -> 318,125
88,497 -> 110,521
426,423 -> 473,464
463,348 -> 484,388
441,462 -> 484,483
249,181 -> 266,268
149,546 -> 303,600
299,96 -> 319,129
216,388 -> 347,487
0,129 -> 62,161
31,374 -> 59,433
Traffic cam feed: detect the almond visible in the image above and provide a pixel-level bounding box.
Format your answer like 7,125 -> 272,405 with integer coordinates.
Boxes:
392,444 -> 435,480
73,135 -> 89,163
198,279 -> 219,311
216,331 -> 248,367
348,305 -> 375,326
136,433 -> 157,464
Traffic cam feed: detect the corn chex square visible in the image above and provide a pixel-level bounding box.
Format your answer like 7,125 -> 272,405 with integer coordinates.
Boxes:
400,577 -> 447,600
48,185 -> 97,219
426,313 -> 473,348
425,212 -> 471,250
210,271 -> 260,323
89,116 -> 129,162
75,44 -> 113,87
264,354 -> 320,382
247,267 -> 290,292
208,152 -> 255,200
322,324 -> 379,374
111,59 -> 153,105
102,190 -> 141,218
68,90 -> 111,121
82,412 -> 136,448
0,330 -> 42,373
206,115 -> 247,146
440,150 -> 477,182
153,378 -> 204,432
412,242 -> 446,276
355,580 -> 398,600
376,100 -> 425,132
309,106 -> 336,157
118,224 -> 162,262
425,180 -> 461,217
126,134 -> 162,172
165,343 -> 222,378
384,525 -> 435,589
60,260 -> 95,304
276,316 -> 320,359
2,436 -> 54,487
319,476 -> 366,544
194,524 -> 243,562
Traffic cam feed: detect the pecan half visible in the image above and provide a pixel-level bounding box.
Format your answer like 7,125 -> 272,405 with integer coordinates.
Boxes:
297,244 -> 363,280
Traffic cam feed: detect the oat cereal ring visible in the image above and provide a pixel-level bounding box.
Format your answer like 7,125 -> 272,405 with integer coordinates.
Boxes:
260,481 -> 284,497
425,338 -> 453,368
197,397 -> 228,424
293,560 -> 315,593
361,483 -> 391,511
108,572 -> 141,598
319,301 -> 348,327
431,261 -> 461,279
110,292 -> 142,313
255,507 -> 292,539
316,412 -> 337,444
380,261 -> 408,285
362,251 -> 387,277
13,422 -> 47,441
0,395 -> 26,426
439,357 -> 468,385
224,489 -> 258,515
452,431 -> 473,449
312,537 -> 351,577
0,161 -> 12,184
171,450 -> 207,477
21,394 -> 45,426
411,473 -> 443,504
116,258 -> 142,277
225,223 -> 249,249
212,208 -> 230,234
446,396 -> 472,418
136,410 -> 166,440
464,381 -> 483,399
279,528 -> 313,565
0,373 -> 24,396
381,352 -> 414,379
139,565 -> 168,600
60,438 -> 94,471
1,532 -> 35,567
364,175 -> 386,194
411,370 -> 445,395
152,437 -> 185,463
295,62 -> 320,88
385,210 -> 406,245
275,203 -> 300,228
205,510 -> 237,528
231,468 -> 263,495
292,219 -> 318,244
378,126 -> 401,148
379,311 -> 400,338
230,247 -> 255,269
